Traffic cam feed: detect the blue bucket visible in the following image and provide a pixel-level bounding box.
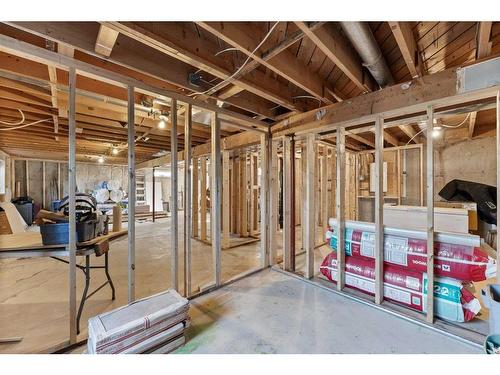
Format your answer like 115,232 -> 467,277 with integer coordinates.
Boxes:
40,222 -> 70,245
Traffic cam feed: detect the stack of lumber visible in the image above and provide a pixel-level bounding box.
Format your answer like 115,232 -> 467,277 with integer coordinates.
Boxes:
87,289 -> 189,354
321,218 -> 496,322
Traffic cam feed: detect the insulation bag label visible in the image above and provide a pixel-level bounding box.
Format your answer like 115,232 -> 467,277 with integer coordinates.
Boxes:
320,252 -> 481,322
326,228 -> 489,281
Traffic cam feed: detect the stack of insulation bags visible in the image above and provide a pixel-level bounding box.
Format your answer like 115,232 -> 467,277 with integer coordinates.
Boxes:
321,218 -> 496,323
87,289 -> 189,354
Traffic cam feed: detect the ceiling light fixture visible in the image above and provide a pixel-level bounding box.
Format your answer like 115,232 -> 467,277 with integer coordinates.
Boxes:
98,155 -> 105,163
112,147 -> 119,155
158,119 -> 166,129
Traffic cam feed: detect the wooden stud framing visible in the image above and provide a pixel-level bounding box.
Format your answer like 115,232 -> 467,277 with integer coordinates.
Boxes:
304,133 -> 316,279
269,140 -> 279,265
374,117 -> 384,304
426,105 -> 435,323
183,103 -> 192,297
68,66 -> 77,343
192,156 -> 199,238
260,133 -> 270,268
321,151 -> 328,236
127,85 -> 136,303
171,98 -> 179,291
283,136 -> 293,271
249,153 -> 256,236
301,144 -> 307,251
200,156 -> 207,241
211,112 -> 222,287
240,154 -> 248,237
222,150 -> 230,249
336,127 -> 346,291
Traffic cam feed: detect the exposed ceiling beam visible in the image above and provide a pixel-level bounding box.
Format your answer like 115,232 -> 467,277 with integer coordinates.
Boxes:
271,63 -> 469,137
4,22 -> 276,123
346,132 -> 375,148
399,124 -> 419,143
101,22 -> 300,114
0,27 -> 269,132
215,23 -> 323,101
383,130 -> 400,147
389,22 -> 422,79
95,24 -> 119,57
476,22 -> 493,59
295,22 -> 374,93
196,21 -> 341,104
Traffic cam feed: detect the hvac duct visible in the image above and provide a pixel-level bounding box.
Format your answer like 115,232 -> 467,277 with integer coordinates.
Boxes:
339,22 -> 394,88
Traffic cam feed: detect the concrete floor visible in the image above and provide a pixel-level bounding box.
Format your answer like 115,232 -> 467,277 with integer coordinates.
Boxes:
0,216 -> 262,354
178,268 -> 481,354
0,217 -> 485,354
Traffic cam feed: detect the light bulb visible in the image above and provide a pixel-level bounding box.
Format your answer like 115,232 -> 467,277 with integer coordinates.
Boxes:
98,156 -> 105,163
112,147 -> 119,155
432,128 -> 442,138
158,119 -> 166,129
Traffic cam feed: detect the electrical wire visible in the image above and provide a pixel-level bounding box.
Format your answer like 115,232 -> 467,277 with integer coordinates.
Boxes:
188,22 -> 280,98
405,113 -> 471,145
0,117 -> 53,131
0,108 -> 25,125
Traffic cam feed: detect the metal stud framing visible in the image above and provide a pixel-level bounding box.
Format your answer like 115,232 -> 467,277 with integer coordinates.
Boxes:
171,98 -> 179,291
211,112 -> 222,287
68,66 -> 77,343
426,105 -> 435,323
127,85 -> 136,303
183,103 -> 192,297
374,117 -> 384,304
335,127 -> 346,291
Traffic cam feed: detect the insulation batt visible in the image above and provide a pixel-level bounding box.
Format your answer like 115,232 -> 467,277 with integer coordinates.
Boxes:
326,228 -> 490,282
320,253 -> 481,322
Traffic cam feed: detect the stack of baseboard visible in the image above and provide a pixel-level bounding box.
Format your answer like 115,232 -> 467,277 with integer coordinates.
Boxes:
87,290 -> 189,354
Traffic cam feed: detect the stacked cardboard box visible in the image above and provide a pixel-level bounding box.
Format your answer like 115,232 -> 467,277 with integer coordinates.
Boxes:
87,289 -> 189,354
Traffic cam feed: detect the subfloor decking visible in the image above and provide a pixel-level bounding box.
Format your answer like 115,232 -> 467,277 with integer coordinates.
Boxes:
178,268 -> 482,354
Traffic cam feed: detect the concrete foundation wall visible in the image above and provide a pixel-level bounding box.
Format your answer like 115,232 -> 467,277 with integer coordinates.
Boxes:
434,136 -> 496,198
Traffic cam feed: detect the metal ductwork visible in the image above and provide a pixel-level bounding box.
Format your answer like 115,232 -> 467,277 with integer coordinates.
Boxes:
339,22 -> 394,88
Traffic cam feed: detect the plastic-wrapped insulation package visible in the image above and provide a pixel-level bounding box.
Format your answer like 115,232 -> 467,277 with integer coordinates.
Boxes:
320,252 -> 481,322
326,219 -> 492,282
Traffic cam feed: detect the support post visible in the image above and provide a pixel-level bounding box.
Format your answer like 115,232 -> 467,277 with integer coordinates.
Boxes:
171,98 -> 179,291
68,66 -> 77,343
374,117 -> 384,304
336,127 -> 346,291
211,112 -> 222,287
222,150 -> 230,249
269,140 -> 279,265
200,156 -> 207,241
183,103 -> 192,297
260,133 -> 270,268
127,86 -> 136,303
304,133 -> 315,279
426,105 -> 435,323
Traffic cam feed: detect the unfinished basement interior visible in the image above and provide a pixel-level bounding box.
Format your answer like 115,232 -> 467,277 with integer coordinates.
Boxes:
0,18 -> 500,358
